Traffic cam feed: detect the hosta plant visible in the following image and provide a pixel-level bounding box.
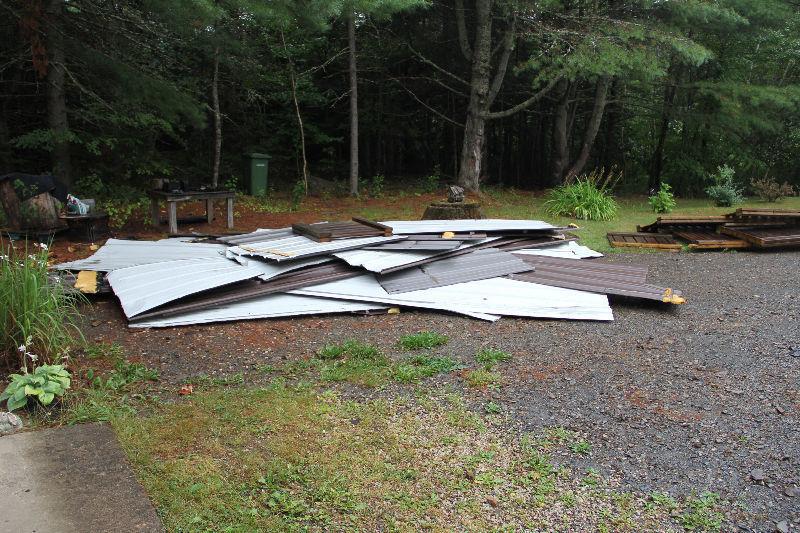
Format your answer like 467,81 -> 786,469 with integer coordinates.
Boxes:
0,364 -> 71,411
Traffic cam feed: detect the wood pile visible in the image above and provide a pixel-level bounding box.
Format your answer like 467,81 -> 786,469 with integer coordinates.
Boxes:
610,208 -> 800,250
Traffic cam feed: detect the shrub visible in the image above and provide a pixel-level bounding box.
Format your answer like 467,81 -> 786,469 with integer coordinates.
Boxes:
750,177 -> 795,202
545,169 -> 619,221
0,241 -> 83,368
1,363 -> 71,411
648,182 -> 677,213
705,164 -> 743,207
369,174 -> 385,198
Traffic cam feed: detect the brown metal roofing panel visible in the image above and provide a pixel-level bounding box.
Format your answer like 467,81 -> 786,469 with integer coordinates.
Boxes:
131,261 -> 362,321
493,236 -> 574,251
607,232 -> 682,250
720,226 -> 800,247
377,248 -> 533,294
507,256 -> 684,303
292,218 -> 391,242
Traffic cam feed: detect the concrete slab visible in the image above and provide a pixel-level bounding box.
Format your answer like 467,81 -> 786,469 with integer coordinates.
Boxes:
0,423 -> 163,533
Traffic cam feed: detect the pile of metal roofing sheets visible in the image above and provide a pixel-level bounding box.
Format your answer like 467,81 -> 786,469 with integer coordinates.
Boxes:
55,218 -> 684,328
624,208 -> 800,250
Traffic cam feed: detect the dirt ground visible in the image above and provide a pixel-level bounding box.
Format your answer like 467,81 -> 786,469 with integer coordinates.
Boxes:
73,247 -> 800,532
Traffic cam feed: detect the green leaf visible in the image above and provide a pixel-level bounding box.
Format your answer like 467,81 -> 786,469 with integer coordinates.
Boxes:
7,395 -> 27,411
13,387 -> 27,401
38,392 -> 55,405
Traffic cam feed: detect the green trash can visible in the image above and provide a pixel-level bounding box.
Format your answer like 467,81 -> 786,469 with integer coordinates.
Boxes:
244,153 -> 271,196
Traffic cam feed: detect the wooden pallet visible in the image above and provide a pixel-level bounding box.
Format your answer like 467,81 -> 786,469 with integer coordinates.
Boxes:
720,226 -> 800,248
607,232 -> 682,250
292,218 -> 392,242
637,216 -> 729,233
672,230 -> 751,250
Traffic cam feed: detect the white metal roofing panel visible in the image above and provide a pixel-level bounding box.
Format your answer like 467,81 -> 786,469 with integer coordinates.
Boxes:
129,294 -> 387,328
54,239 -> 225,271
512,241 -> 603,259
225,252 -> 332,279
292,275 -> 612,321
226,234 -> 405,262
380,219 -> 557,234
107,258 -> 266,318
333,237 -> 500,273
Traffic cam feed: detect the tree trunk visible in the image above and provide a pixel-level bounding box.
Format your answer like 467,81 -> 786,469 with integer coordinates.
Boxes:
211,45 -> 222,188
281,31 -> 308,194
649,63 -> 680,190
45,0 -> 71,188
551,79 -> 569,183
457,0 -> 493,191
564,76 -> 611,183
348,11 -> 359,196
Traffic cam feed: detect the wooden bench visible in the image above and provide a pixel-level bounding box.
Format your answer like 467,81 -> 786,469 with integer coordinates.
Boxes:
147,190 -> 235,234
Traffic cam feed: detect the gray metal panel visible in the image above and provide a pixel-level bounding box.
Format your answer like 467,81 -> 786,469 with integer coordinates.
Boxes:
292,275 -> 612,321
378,248 -> 532,294
365,240 -> 463,251
227,234 -> 405,262
54,239 -> 226,272
107,258 -> 266,318
380,219 -> 558,234
129,294 -> 387,328
512,241 -> 603,259
217,227 -> 294,245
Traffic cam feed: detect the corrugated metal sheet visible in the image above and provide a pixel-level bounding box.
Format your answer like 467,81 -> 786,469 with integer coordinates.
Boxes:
130,294 -> 387,328
224,252 -> 331,279
512,241 -> 603,259
292,275 -> 613,321
227,234 -> 405,262
107,255 -> 334,318
218,228 -> 294,245
509,255 -> 684,303
107,258 -> 266,318
365,240 -> 463,251
380,219 -> 559,234
131,261 -> 362,321
333,237 -> 500,274
378,248 -> 532,294
54,239 -> 225,272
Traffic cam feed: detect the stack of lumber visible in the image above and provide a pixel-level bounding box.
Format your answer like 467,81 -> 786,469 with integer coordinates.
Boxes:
609,208 -> 800,250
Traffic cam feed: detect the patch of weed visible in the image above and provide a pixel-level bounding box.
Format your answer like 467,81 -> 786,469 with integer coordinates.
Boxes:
397,331 -> 448,350
569,439 -> 591,455
315,340 -> 390,387
83,342 -> 124,360
475,348 -> 512,367
680,492 -> 723,532
394,355 -> 461,383
484,401 -> 501,414
464,368 -> 502,388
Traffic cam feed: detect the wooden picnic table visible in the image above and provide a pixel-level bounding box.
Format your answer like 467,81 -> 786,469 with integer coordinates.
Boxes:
147,189 -> 235,234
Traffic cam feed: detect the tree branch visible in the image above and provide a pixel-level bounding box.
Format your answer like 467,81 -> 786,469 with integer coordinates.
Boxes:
454,0 -> 472,61
408,45 -> 470,86
484,73 -> 564,120
390,77 -> 465,128
487,15 -> 516,105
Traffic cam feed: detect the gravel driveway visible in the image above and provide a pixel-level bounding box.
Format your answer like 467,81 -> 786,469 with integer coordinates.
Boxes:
81,249 -> 800,531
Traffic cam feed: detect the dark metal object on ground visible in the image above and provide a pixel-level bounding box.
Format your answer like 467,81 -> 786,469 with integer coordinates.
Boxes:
607,232 -> 682,250
377,248 -> 532,294
509,255 -> 685,303
147,189 -> 235,234
292,218 -> 392,242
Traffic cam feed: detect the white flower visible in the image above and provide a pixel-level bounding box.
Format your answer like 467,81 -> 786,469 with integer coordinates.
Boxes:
38,243 -> 48,250
28,353 -> 38,362
18,344 -> 26,353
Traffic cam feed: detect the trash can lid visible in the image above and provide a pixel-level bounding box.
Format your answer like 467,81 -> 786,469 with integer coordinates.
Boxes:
246,152 -> 271,159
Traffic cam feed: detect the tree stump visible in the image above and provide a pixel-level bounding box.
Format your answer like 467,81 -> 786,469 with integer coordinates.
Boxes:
20,192 -> 61,230
422,201 -> 485,220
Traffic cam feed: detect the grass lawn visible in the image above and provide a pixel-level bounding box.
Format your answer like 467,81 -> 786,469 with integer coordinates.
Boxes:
51,339 -> 728,532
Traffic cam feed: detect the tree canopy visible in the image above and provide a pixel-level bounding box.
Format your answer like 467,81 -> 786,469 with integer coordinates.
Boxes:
1,0 -> 798,194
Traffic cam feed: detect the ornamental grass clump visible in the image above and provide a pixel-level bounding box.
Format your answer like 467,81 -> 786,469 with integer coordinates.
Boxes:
545,168 -> 619,221
0,240 -> 83,369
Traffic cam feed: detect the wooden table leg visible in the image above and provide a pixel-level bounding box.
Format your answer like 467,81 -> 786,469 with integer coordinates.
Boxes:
168,201 -> 178,234
226,197 -> 234,229
206,198 -> 214,223
150,197 -> 160,226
